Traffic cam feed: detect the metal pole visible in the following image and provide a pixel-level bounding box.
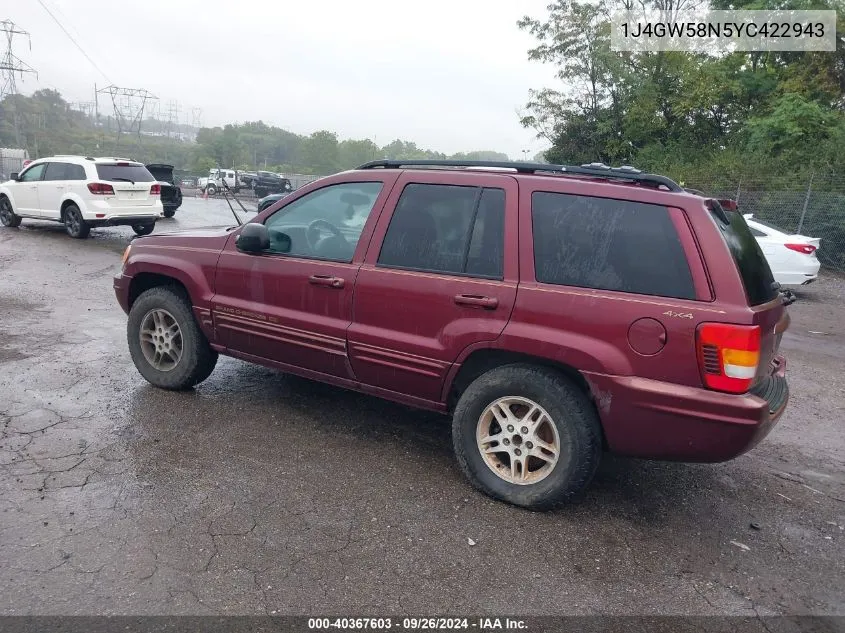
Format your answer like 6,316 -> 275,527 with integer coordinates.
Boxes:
797,172 -> 813,234
735,178 -> 741,205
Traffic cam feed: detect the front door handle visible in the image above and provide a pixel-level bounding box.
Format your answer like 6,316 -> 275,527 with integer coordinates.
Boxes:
454,294 -> 499,310
309,274 -> 345,289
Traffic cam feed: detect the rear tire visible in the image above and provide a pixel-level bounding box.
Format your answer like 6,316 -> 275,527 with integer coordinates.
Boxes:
63,204 -> 90,239
452,363 -> 602,510
132,223 -> 155,236
127,286 -> 218,390
0,197 -> 22,228
163,208 -> 176,218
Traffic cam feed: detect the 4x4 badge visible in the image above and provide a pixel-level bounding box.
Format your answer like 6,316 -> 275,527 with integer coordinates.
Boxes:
663,310 -> 694,319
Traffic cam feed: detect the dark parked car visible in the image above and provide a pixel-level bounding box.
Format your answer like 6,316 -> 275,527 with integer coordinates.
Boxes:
146,164 -> 182,218
256,191 -> 290,212
252,171 -> 293,198
115,159 -> 790,509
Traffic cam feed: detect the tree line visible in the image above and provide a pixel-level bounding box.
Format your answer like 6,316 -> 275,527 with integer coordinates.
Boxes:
520,0 -> 845,188
0,90 -> 511,175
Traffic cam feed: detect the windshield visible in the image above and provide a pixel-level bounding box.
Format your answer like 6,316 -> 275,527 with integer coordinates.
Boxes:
96,164 -> 154,183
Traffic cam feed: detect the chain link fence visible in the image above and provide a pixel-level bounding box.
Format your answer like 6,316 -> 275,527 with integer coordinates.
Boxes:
685,173 -> 845,272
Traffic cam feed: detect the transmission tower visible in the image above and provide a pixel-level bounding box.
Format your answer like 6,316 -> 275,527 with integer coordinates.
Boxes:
164,99 -> 180,138
190,107 -> 203,129
96,85 -> 158,149
1,20 -> 37,146
0,20 -> 36,99
70,101 -> 96,121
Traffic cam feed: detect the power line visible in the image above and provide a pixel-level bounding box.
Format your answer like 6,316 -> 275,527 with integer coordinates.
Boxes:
35,0 -> 112,84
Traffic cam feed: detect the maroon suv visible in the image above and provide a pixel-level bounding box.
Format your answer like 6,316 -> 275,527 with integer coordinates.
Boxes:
114,160 -> 790,509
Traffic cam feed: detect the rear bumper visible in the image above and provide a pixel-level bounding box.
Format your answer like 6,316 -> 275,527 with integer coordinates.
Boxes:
90,215 -> 158,227
584,356 -> 788,462
773,261 -> 821,286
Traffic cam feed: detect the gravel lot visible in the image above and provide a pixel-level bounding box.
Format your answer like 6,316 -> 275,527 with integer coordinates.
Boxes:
1,198 -> 843,616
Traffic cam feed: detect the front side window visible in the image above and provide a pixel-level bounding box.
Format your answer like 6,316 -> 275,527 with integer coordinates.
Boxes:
377,184 -> 506,279
531,192 -> 695,300
19,163 -> 46,182
264,182 -> 383,262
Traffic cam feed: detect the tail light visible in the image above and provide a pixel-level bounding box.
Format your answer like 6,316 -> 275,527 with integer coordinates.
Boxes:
150,184 -> 161,195
87,182 -> 114,195
785,243 -> 816,255
696,323 -> 760,394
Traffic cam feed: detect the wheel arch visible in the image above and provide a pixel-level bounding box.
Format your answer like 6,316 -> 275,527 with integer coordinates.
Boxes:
0,189 -> 16,209
127,272 -> 191,311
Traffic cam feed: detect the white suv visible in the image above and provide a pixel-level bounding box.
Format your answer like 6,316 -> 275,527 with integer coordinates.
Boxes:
0,156 -> 163,239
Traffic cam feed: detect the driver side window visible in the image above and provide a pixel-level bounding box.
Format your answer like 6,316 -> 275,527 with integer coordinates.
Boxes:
20,163 -> 46,182
264,182 -> 383,262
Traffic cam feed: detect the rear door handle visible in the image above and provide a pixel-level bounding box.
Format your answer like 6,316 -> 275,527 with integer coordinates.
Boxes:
309,274 -> 345,289
454,294 -> 499,310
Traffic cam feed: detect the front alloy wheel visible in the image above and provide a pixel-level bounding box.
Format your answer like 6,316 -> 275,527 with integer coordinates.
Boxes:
0,198 -> 21,227
139,308 -> 183,372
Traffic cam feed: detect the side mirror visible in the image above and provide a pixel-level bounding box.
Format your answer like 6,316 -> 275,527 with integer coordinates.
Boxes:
268,229 -> 291,253
236,223 -> 270,253
9,172 -> 19,181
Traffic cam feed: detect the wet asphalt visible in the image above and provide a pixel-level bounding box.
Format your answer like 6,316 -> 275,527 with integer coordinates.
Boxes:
0,197 -> 843,616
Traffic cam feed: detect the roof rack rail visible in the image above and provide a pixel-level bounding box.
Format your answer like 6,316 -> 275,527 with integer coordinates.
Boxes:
356,159 -> 683,192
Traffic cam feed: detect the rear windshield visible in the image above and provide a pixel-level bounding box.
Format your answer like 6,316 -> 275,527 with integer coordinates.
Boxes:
710,201 -> 778,305
95,164 -> 154,183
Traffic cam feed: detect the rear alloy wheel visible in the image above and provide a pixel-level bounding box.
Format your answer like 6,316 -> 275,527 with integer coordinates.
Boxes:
64,204 -> 90,239
452,364 -> 602,510
476,396 -> 561,485
0,197 -> 22,228
133,223 -> 155,236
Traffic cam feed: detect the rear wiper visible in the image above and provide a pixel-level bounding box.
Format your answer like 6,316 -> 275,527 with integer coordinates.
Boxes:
110,177 -> 135,184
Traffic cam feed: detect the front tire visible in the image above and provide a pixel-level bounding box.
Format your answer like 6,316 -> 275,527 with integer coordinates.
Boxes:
127,286 -> 218,390
0,197 -> 22,227
132,223 -> 155,236
63,204 -> 90,239
452,364 -> 602,510
206,184 -> 217,196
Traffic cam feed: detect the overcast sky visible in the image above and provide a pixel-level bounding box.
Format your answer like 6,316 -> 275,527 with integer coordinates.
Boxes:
9,0 -> 559,159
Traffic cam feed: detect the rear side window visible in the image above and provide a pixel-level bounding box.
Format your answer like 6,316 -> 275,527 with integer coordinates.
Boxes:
378,184 -> 505,279
43,162 -> 69,181
531,192 -> 695,299
66,164 -> 85,180
710,202 -> 778,306
95,163 -> 154,183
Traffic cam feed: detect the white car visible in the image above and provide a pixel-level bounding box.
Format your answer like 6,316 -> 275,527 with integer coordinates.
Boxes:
745,214 -> 821,286
0,156 -> 163,239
